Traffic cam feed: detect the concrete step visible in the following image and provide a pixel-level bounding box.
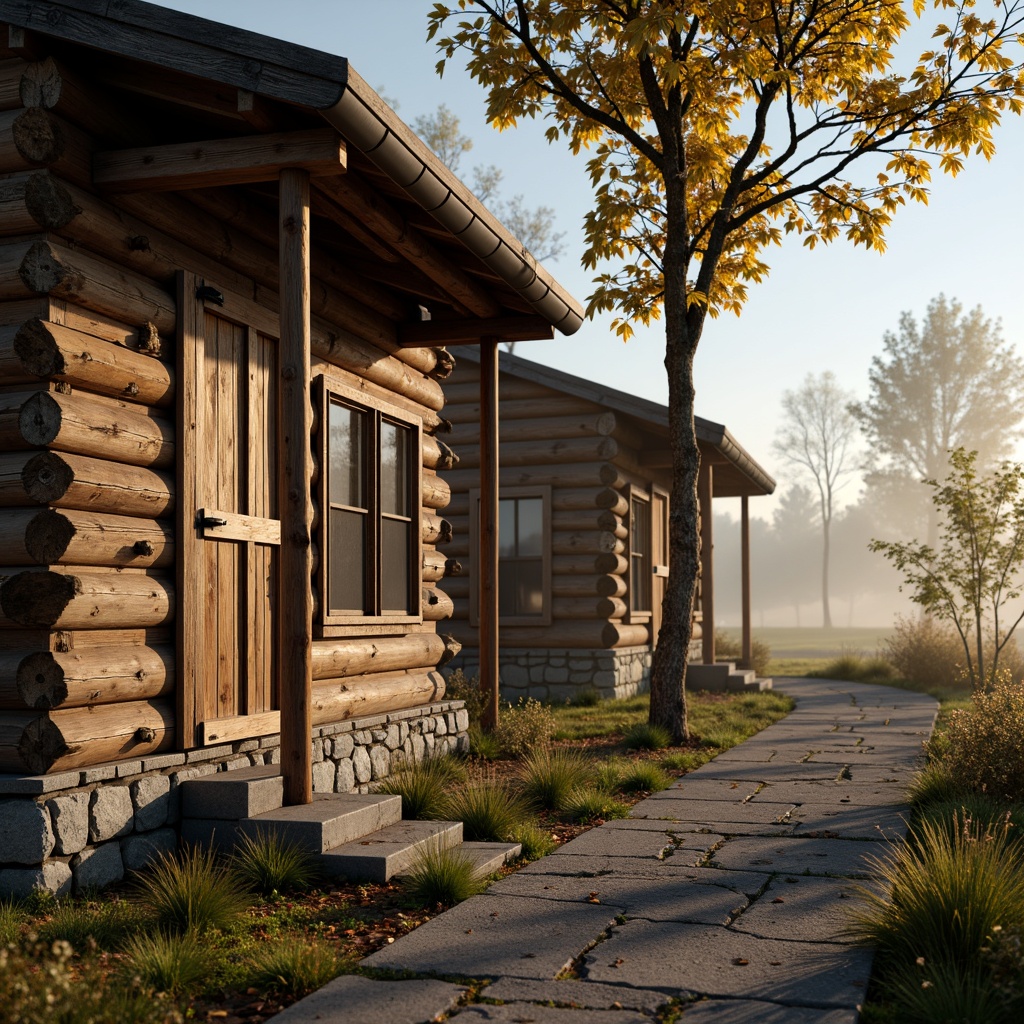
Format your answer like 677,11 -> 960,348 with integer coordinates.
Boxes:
459,841 -> 523,878
181,764 -> 283,821
238,792 -> 403,855
725,668 -> 757,691
320,819 -> 464,882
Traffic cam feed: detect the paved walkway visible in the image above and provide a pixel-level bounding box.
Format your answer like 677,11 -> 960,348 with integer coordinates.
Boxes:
274,678 -> 938,1024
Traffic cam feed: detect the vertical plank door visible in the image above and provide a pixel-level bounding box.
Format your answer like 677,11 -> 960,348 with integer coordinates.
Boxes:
178,274 -> 281,747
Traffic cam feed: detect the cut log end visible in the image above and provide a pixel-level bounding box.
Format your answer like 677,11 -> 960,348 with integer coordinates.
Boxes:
24,507 -> 77,563
16,652 -> 68,711
22,450 -> 74,503
12,107 -> 65,165
14,318 -> 66,377
19,391 -> 62,447
0,570 -> 80,627
24,171 -> 78,229
18,715 -> 75,776
19,240 -> 79,296
437,632 -> 462,668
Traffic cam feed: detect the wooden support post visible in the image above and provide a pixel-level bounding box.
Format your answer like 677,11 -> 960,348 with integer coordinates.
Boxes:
478,337 -> 500,732
741,495 -> 752,670
277,168 -> 313,806
699,462 -> 715,666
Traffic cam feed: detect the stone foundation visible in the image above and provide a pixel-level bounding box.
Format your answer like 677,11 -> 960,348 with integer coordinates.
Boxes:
452,646 -> 652,703
0,701 -> 468,898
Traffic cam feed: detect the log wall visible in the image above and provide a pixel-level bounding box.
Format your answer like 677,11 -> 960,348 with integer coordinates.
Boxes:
438,361 -> 672,655
0,53 -> 458,774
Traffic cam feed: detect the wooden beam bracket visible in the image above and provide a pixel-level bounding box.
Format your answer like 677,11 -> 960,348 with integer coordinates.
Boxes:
398,316 -> 554,348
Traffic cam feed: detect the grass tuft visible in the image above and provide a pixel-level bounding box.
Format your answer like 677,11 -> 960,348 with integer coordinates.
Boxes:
248,938 -> 341,999
404,844 -> 484,908
230,830 -> 319,897
468,726 -> 501,760
511,821 -> 557,861
622,722 -> 672,751
376,755 -> 465,819
38,897 -> 144,950
443,779 -> 528,841
0,899 -> 24,946
121,930 -> 211,995
131,845 -> 249,935
518,746 -> 593,811
564,787 -> 630,823
619,762 -> 672,794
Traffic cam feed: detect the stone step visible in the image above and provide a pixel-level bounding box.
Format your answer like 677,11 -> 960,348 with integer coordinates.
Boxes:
319,818 -> 464,882
238,792 -> 403,855
181,764 -> 283,821
459,841 -> 523,878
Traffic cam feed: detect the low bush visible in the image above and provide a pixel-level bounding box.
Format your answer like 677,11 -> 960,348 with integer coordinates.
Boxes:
619,762 -> 672,794
442,668 -> 487,725
494,697 -> 556,757
404,844 -> 484,908
518,746 -> 592,811
132,845 -> 249,935
443,780 -> 528,841
622,721 -> 672,751
814,652 -> 895,684
714,629 -> 772,676
882,615 -> 974,691
939,673 -> 1024,801
121,931 -> 211,996
248,938 -> 341,999
230,830 -> 319,897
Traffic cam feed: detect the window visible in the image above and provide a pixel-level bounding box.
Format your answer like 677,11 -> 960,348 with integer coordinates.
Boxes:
470,485 -> 552,627
319,376 -> 421,631
627,486 -> 652,621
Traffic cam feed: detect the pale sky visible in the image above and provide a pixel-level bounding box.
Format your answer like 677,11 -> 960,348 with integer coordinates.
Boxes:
160,1 -> 1024,518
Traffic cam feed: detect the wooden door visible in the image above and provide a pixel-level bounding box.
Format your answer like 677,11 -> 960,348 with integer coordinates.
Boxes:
650,488 -> 669,646
178,275 -> 281,747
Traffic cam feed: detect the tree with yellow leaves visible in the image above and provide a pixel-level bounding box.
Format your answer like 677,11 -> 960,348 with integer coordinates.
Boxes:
427,0 -> 1024,742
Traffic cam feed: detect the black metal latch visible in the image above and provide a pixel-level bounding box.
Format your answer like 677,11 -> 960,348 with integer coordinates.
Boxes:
196,511 -> 228,530
196,284 -> 225,306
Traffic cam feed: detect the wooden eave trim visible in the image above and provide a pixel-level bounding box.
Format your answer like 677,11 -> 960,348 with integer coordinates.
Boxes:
94,129 -> 347,193
397,316 -> 554,348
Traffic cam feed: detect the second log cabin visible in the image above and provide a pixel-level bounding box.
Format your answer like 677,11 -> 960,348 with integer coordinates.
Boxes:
439,349 -> 775,702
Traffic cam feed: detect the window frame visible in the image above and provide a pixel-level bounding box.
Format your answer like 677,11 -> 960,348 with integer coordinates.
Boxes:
625,484 -> 653,624
469,484 -> 552,628
317,373 -> 422,636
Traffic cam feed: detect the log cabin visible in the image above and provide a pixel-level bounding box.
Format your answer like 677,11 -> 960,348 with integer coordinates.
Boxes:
0,0 -> 582,895
439,348 -> 775,702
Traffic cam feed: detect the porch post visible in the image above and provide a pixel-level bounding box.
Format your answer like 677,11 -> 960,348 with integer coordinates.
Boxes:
699,462 -> 715,665
478,336 -> 500,731
741,495 -> 752,669
277,167 -> 313,805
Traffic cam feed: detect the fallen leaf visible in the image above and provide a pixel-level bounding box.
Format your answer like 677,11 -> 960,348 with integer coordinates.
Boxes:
771,897 -> 785,904
769,961 -> 782,967
610,958 -> 625,968
732,958 -> 750,966
490,911 -> 500,918
465,929 -> 474,934
522,952 -> 536,958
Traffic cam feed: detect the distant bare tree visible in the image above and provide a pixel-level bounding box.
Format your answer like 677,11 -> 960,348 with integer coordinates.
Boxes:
774,372 -> 859,628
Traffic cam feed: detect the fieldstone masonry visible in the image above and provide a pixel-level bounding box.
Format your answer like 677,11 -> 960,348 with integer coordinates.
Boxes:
0,701 -> 468,898
454,645 -> 653,702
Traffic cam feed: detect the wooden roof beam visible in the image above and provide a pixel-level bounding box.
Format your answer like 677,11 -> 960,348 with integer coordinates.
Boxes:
398,316 -> 553,348
94,128 -> 346,192
316,174 -> 503,320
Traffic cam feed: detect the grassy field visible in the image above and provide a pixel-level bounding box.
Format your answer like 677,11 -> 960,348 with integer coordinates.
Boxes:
717,625 -> 894,677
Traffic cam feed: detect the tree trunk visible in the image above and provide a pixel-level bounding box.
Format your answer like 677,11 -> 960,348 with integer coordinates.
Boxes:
822,515 -> 832,628
647,201 -> 696,744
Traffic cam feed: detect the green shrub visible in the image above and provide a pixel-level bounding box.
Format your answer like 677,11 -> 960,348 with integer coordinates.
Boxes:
132,845 -> 249,935
121,931 -> 211,995
376,756 -> 463,820
494,698 -> 556,757
511,821 -> 556,860
619,762 -> 672,794
248,938 -> 341,999
570,687 -> 602,707
883,615 -> 971,691
404,844 -> 484,908
881,961 -> 1016,1024
940,673 -> 1024,801
622,722 -> 672,751
443,780 -> 528,841
714,629 -> 772,676
914,795 -> 1024,848
848,812 -> 1024,973
814,652 -> 895,684
983,925 -> 1024,1012
443,668 -> 487,725
518,746 -> 592,811
230,830 -> 319,897
592,759 -> 624,793
564,788 -> 630,823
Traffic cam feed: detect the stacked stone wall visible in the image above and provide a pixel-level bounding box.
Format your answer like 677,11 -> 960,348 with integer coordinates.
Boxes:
0,702 -> 468,898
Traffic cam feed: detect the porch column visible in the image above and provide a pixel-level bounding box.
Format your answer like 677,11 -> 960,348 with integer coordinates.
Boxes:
277,168 -> 313,805
741,495 -> 752,669
699,462 -> 715,665
478,336 -> 500,731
